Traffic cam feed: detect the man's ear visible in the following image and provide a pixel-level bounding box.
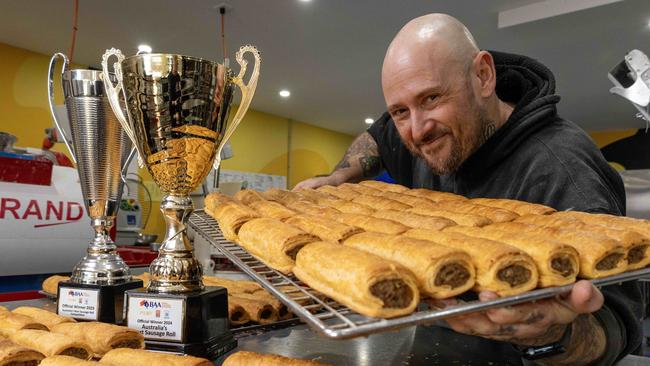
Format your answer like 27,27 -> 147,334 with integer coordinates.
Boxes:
472,51 -> 496,98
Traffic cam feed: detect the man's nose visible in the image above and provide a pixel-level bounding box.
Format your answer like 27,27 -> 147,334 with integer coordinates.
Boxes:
409,111 -> 431,144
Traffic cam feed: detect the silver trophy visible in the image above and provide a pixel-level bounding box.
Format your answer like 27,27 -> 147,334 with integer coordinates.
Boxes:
101,46 -> 260,357
47,53 -> 143,323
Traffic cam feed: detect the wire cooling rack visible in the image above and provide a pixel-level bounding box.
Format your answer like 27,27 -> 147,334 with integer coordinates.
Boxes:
189,210 -> 650,339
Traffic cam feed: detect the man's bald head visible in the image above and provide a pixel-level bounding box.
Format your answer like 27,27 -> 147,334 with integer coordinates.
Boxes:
382,14 -> 479,83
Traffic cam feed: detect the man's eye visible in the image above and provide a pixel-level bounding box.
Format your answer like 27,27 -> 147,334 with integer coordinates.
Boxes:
392,109 -> 407,118
426,95 -> 438,103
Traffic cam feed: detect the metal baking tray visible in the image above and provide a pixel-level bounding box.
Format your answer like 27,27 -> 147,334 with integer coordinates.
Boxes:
189,210 -> 650,340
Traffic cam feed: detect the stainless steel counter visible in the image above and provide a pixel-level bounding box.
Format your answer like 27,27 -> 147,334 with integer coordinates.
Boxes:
2,299 -> 649,365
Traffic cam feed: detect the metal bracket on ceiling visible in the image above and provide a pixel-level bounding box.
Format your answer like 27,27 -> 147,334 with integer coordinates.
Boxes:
609,49 -> 650,128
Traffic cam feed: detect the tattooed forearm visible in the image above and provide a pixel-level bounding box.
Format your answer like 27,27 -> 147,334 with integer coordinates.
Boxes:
360,156 -> 382,177
332,132 -> 382,179
535,314 -> 606,366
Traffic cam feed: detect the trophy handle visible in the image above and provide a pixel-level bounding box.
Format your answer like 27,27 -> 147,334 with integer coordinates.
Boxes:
213,45 -> 261,170
101,48 -> 145,168
47,52 -> 76,164
120,147 -> 137,184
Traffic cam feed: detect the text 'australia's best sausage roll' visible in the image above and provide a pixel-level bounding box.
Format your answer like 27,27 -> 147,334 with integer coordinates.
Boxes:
100,348 -> 212,366
37,355 -> 101,366
50,322 -> 144,358
293,241 -> 420,318
487,222 -> 627,278
372,209 -> 457,231
284,214 -> 362,243
0,338 -> 44,366
11,307 -> 74,330
333,213 -> 410,235
0,313 -> 48,337
433,200 -> 519,223
470,198 -> 556,216
404,189 -> 468,202
208,201 -> 261,241
222,351 -> 332,366
359,180 -> 409,193
444,226 -> 579,287
403,229 -> 539,296
234,189 -> 266,205
9,330 -> 92,360
343,232 -> 475,299
407,205 -> 492,227
237,218 -> 320,274
247,200 -> 297,221
516,214 -> 650,270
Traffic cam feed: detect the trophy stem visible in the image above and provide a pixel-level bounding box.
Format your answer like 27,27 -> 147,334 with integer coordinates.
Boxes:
148,194 -> 204,293
89,217 -> 117,252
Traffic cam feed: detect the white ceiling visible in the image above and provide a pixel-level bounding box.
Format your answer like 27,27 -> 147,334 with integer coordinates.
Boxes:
1,0 -> 649,135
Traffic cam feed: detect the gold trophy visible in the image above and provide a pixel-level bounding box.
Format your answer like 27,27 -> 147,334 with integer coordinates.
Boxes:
101,46 -> 260,357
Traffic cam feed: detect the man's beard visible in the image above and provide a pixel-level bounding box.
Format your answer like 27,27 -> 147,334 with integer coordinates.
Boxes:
403,107 -> 495,175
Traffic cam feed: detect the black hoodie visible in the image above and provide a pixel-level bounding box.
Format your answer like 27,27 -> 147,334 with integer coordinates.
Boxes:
368,51 -> 642,364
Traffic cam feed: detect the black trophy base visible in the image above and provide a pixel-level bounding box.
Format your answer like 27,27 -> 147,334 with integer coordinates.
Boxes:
126,286 -> 236,359
57,279 -> 143,324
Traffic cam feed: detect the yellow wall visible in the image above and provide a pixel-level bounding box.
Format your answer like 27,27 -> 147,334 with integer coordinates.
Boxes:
0,42 -> 354,238
589,129 -> 637,148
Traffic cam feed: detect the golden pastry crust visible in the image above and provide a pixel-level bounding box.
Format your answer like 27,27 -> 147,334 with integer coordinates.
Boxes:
285,200 -> 341,218
403,229 -> 539,296
234,189 -> 266,205
359,180 -> 409,193
338,183 -> 382,196
0,313 -> 48,337
202,276 -> 263,294
203,192 -> 234,211
208,201 -> 260,241
233,292 -> 291,320
488,222 -> 627,278
284,214 -> 362,243
378,191 -> 433,207
0,307 -> 7,314
444,226 -> 579,287
471,198 -> 556,216
553,211 -> 650,243
222,351 -> 331,366
407,206 -> 491,227
100,348 -> 212,366
294,188 -> 335,202
294,241 -> 420,318
352,195 -> 411,211
133,273 -> 150,288
9,330 -> 92,360
38,355 -> 101,366
404,189 -> 467,202
42,275 -> 70,296
228,302 -> 250,326
50,322 -> 144,358
262,189 -> 303,205
316,185 -> 357,200
228,295 -> 278,324
435,201 -> 519,223
333,213 -> 409,235
237,218 -> 320,273
372,209 -> 456,230
317,198 -> 375,215
344,232 -> 475,298
0,338 -> 44,365
247,200 -> 296,221
516,214 -> 650,270
11,307 -> 75,331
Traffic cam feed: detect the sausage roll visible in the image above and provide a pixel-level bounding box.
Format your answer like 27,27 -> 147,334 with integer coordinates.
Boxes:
247,200 -> 296,221
42,275 -> 69,297
434,201 -> 519,223
11,307 -> 74,331
338,183 -> 382,196
344,232 -> 475,298
228,295 -> 278,324
261,189 -> 303,205
38,355 -> 101,366
294,188 -> 335,202
234,189 -> 266,205
208,201 -> 260,241
0,338 -> 44,366
372,209 -> 456,231
317,198 -> 375,215
404,189 -> 467,202
237,218 -> 319,273
203,192 -> 234,211
316,185 -> 357,200
359,180 -> 409,193
284,214 -> 362,243
222,351 -> 331,366
9,330 -> 92,360
403,229 -> 538,296
202,276 -> 263,294
471,198 -> 556,216
444,226 -> 578,287
294,241 -> 419,318
351,195 -> 411,211
50,322 -> 144,358
100,348 -> 212,366
407,206 -> 490,227
285,200 -> 341,218
488,222 -> 627,278
0,313 -> 48,337
333,213 -> 409,235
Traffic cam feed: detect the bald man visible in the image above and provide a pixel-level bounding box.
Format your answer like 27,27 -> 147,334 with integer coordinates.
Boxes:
296,14 -> 641,365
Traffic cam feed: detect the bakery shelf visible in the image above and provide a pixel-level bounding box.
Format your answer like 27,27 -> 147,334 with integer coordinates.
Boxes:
189,210 -> 650,340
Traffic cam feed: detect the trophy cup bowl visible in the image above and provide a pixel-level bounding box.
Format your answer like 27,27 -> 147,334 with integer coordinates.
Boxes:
102,46 -> 260,357
47,53 -> 143,323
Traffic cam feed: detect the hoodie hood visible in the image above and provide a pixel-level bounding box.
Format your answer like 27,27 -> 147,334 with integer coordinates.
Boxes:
459,51 -> 562,175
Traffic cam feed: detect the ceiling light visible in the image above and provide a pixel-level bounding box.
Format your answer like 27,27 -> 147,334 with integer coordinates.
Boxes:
364,118 -> 374,124
279,90 -> 291,98
137,44 -> 152,54
299,0 -> 311,2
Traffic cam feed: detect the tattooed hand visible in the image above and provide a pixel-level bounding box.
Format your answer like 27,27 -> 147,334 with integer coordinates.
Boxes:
440,281 -> 606,365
